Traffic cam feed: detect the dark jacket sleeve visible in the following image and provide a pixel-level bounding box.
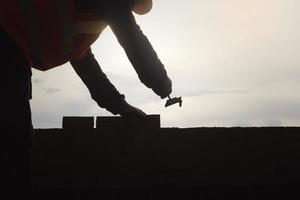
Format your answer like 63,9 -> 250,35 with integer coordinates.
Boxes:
70,49 -> 125,115
106,6 -> 172,98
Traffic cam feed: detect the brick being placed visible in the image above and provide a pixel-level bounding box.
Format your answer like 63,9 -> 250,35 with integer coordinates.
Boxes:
62,116 -> 94,129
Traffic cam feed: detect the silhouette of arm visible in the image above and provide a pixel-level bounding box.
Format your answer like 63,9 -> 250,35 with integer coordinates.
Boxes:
107,7 -> 172,98
70,49 -> 126,115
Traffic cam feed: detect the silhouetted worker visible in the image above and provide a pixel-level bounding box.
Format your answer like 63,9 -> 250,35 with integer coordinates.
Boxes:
1,0 -> 172,197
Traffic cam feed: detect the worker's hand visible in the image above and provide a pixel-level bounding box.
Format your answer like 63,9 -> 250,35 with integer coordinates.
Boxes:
153,77 -> 172,99
119,101 -> 147,119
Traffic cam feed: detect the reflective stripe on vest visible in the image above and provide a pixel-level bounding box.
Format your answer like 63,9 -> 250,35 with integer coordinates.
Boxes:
16,0 -> 107,69
55,0 -> 108,63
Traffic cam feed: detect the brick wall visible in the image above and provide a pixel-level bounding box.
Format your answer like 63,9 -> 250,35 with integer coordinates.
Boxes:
31,116 -> 300,191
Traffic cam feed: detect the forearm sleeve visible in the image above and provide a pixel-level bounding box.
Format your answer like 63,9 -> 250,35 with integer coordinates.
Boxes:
70,49 -> 125,115
108,9 -> 171,97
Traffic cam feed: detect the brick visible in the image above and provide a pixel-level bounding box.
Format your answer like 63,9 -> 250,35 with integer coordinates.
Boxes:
96,115 -> 160,129
62,116 -> 94,129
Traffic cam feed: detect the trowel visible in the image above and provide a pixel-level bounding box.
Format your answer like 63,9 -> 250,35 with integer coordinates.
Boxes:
165,95 -> 183,107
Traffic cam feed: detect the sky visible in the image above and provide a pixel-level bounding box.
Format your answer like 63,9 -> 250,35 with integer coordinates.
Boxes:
30,0 -> 300,128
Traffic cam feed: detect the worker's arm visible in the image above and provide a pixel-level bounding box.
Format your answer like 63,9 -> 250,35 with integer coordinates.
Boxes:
70,49 -> 146,117
106,5 -> 172,99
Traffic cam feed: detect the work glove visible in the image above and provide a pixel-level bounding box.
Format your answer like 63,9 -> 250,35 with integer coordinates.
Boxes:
118,101 -> 147,118
152,76 -> 172,99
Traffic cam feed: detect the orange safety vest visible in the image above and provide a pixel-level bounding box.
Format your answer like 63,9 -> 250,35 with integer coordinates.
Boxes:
0,0 -> 107,71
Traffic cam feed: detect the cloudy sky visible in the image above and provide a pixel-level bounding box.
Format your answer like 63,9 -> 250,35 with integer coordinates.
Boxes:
30,0 -> 300,128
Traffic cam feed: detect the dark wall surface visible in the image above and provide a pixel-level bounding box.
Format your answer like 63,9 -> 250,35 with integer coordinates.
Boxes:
31,116 -> 300,199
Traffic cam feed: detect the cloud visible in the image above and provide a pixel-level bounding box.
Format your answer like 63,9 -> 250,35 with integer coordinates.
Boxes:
178,88 -> 250,99
43,87 -> 62,94
231,121 -> 251,127
32,78 -> 62,94
146,88 -> 300,128
265,119 -> 282,127
32,78 -> 44,84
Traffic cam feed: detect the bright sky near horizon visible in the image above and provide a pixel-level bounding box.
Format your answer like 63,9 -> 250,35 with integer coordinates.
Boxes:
31,0 -> 300,128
